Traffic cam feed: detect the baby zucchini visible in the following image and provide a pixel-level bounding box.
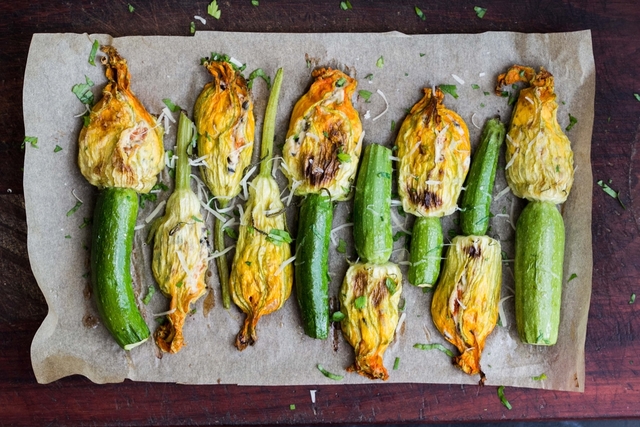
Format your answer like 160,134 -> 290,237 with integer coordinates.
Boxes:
408,216 -> 443,288
514,201 -> 565,345
91,187 -> 150,350
353,144 -> 393,264
295,193 -> 333,339
460,118 -> 506,236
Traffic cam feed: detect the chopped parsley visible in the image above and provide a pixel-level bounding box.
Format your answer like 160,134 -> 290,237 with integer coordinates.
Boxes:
567,273 -> 578,283
597,180 -> 625,209
634,93 -> 640,102
142,286 -> 156,304
340,1 -> 352,10
317,364 -> 343,381
532,373 -> 547,381
438,84 -> 459,99
390,120 -> 396,132
393,357 -> 400,370
358,89 -> 372,102
385,277 -> 397,294
66,200 -> 83,217
337,151 -> 351,163
471,83 -> 480,89
162,98 -> 181,113
88,40 -> 99,66
354,295 -> 367,309
630,293 -> 636,304
336,77 -> 347,87
331,311 -> 345,322
79,217 -> 91,229
267,229 -> 292,245
414,6 -> 426,20
65,234 -> 71,239
419,53 -> 425,57
376,56 -> 384,68
393,231 -> 409,242
191,215 -> 203,223
336,238 -> 347,254
247,68 -> 271,90
207,0 -> 221,19
245,261 -> 252,266
176,281 -> 183,288
190,21 -> 196,35
289,404 -> 296,410
364,73 -> 374,80
72,76 -> 95,105
413,342 -> 454,357
54,145 -> 63,153
224,227 -> 238,240
139,182 -> 168,208
128,3 -> 135,12
474,6 -> 487,18
484,91 -> 490,96
22,136 -> 39,149
566,113 -> 578,131
497,386 -> 512,410
251,0 -> 259,5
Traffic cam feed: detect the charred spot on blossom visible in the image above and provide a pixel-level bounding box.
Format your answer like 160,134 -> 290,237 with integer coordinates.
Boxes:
242,100 -> 249,110
465,244 -> 482,258
408,187 -> 442,210
371,279 -> 389,308
353,270 -> 368,297
220,82 -> 227,91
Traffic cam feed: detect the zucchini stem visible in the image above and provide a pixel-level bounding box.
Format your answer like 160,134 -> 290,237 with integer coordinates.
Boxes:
259,68 -> 284,178
214,199 -> 231,309
175,112 -> 193,191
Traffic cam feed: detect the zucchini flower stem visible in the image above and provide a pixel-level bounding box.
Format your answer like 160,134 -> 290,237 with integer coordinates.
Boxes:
176,112 -> 193,192
214,200 -> 231,309
259,68 -> 284,178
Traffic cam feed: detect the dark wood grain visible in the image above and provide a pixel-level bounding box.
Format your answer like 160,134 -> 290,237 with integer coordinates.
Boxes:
2,0 -> 640,425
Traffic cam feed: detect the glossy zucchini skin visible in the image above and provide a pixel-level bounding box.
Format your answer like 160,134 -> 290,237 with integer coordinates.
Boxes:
353,144 -> 393,263
91,187 -> 150,349
460,118 -> 505,236
514,201 -> 565,345
408,216 -> 443,288
295,193 -> 333,339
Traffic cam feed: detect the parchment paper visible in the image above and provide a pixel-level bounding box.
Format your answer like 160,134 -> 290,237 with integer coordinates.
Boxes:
24,31 -> 594,391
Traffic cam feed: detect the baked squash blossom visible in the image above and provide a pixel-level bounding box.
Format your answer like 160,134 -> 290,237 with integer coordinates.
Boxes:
283,68 -> 363,200
339,263 -> 402,380
78,46 -> 164,193
496,65 -> 574,204
396,88 -> 471,217
431,235 -> 502,383
194,59 -> 255,200
149,113 -> 208,354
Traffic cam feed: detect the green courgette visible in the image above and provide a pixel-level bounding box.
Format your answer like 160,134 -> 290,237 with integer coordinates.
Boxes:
514,201 -> 565,345
295,193 -> 333,339
408,216 -> 443,288
460,118 -> 506,236
91,187 -> 150,349
353,144 -> 393,263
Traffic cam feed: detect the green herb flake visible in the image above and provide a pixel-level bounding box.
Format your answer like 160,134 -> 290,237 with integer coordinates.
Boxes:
385,277 -> 397,294
22,136 -> 39,149
340,1 -> 352,10
128,3 -> 135,12
358,89 -> 372,102
207,0 -> 221,19
484,91 -> 490,96
474,6 -> 487,18
337,152 -> 351,163
53,145 -> 63,153
72,76 -> 95,105
630,293 -> 636,304
390,120 -> 396,132
336,77 -> 347,87
567,273 -> 577,283
497,386 -> 512,410
393,357 -> 400,370
79,217 -> 91,229
323,131 -> 330,138
251,0 -> 259,5
508,93 -> 517,106
267,229 -> 293,245
191,215 -> 203,223
336,238 -> 347,254
471,83 -> 480,89
420,53 -> 426,58
597,180 -> 625,209
376,56 -> 384,68
176,281 -> 183,288
566,114 -> 578,131
413,342 -> 454,357
364,73 -> 374,80
289,404 -> 296,410
65,234 -> 71,239
393,231 -> 408,242
142,286 -> 156,305
317,364 -> 343,381
66,200 -> 83,217
480,103 -> 485,108
500,90 -> 509,98
438,84 -> 459,99
190,21 -> 196,35
414,6 -> 426,20
634,93 -> 640,102
354,295 -> 367,309
224,227 -> 238,240
331,311 -> 346,322
162,98 -> 181,113
247,68 -> 271,90
532,373 -> 548,381
88,40 -> 100,66
245,261 -> 252,266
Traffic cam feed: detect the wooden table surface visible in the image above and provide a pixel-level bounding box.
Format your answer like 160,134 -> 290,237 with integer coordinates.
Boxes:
2,0 -> 640,425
